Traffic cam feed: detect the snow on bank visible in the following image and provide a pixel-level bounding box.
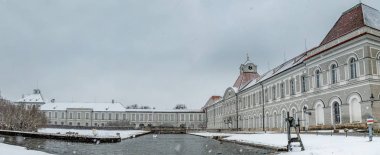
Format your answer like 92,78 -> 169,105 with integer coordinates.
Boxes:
38,128 -> 149,139
190,132 -> 379,155
0,142 -> 51,155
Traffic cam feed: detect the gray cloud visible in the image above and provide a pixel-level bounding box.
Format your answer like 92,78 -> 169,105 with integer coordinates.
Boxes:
0,0 -> 379,109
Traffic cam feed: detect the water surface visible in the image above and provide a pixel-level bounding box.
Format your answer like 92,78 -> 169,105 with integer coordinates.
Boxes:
0,134 -> 276,155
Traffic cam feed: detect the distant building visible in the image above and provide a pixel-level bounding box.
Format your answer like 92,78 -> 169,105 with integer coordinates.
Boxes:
14,89 -> 45,109
40,102 -> 205,129
203,3 -> 380,131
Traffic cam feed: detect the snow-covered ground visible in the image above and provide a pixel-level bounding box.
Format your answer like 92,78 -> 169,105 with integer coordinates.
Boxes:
190,132 -> 378,155
0,142 -> 51,155
38,128 -> 149,139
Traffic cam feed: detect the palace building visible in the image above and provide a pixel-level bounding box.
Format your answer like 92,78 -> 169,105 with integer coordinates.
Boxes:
15,91 -> 205,129
40,101 -> 205,129
203,3 -> 380,131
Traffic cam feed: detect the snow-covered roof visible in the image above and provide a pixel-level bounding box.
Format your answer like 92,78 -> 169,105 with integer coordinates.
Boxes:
124,109 -> 204,113
40,102 -> 127,112
242,53 -> 306,90
363,4 -> 380,30
16,93 -> 44,103
41,102 -> 203,113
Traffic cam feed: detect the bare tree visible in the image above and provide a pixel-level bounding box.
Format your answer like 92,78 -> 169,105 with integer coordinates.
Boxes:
173,104 -> 187,109
0,99 -> 47,131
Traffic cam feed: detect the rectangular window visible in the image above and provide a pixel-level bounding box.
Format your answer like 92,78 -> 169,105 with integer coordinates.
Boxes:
165,114 -> 169,121
136,114 -> 139,121
95,113 -> 98,120
69,113 -> 73,119
132,114 -> 136,121
181,114 -> 185,121
54,112 -> 57,118
253,94 -> 256,105
109,113 -> 112,120
265,89 -> 269,102
290,79 -> 295,95
259,92 -> 262,104
159,114 -> 162,121
116,114 -> 119,120
77,113 -> 81,119
171,114 -> 174,121
140,114 -> 143,121
199,114 -> 202,121
123,114 -> 126,120
61,112 -> 64,119
190,114 -> 193,121
48,112 -> 51,118
281,83 -> 285,98
86,113 -> 89,119
272,86 -> 276,100
149,114 -> 152,121
102,113 -> 105,120
301,76 -> 307,92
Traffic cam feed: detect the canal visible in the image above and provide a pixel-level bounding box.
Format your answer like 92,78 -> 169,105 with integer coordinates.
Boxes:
0,134 -> 277,155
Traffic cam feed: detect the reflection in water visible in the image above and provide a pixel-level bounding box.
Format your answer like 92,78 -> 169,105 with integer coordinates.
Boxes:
0,134 -> 277,155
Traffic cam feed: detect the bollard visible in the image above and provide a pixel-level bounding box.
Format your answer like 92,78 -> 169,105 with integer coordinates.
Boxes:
344,128 -> 348,137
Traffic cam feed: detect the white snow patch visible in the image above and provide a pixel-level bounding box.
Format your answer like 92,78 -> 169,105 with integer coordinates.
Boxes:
191,132 -> 379,155
38,128 -> 149,139
0,142 -> 51,155
363,4 -> 380,30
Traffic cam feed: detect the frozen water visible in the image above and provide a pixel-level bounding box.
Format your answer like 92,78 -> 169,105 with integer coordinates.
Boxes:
174,144 -> 181,152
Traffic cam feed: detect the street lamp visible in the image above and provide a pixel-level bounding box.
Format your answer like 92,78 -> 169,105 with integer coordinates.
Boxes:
370,93 -> 375,108
303,106 -> 311,115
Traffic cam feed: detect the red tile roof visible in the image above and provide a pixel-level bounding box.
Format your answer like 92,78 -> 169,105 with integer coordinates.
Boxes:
210,96 -> 222,101
233,72 -> 260,90
320,4 -> 365,45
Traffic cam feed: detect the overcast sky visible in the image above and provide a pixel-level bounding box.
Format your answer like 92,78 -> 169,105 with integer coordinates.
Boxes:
0,0 -> 379,109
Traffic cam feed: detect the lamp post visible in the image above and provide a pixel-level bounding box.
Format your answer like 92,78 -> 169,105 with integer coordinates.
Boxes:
303,106 -> 311,131
370,93 -> 375,110
368,93 -> 375,142
303,106 -> 311,115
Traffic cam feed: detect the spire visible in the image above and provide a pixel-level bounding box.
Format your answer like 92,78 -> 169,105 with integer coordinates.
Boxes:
246,53 -> 250,62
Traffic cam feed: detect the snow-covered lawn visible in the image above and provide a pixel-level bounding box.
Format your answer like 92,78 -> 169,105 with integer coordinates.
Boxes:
0,142 -> 51,155
38,128 -> 149,139
190,132 -> 378,155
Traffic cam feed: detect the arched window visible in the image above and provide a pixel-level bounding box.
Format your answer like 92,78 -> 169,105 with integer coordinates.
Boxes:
259,114 -> 262,128
315,70 -> 321,88
349,58 -> 357,79
333,102 -> 340,124
349,96 -> 362,123
291,108 -> 297,121
252,115 -> 256,129
273,112 -> 278,128
266,113 -> 269,128
281,110 -> 287,130
315,103 -> 324,125
331,64 -> 337,84
302,106 -> 309,129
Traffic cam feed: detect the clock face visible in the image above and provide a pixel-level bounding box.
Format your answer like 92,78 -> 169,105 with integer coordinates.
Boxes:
248,66 -> 253,70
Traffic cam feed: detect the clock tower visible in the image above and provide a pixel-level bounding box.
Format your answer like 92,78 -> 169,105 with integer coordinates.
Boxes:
240,54 -> 257,73
233,54 -> 260,90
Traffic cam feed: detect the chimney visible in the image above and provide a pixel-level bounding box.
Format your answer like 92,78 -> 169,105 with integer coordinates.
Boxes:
112,99 -> 115,104
51,99 -> 55,103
